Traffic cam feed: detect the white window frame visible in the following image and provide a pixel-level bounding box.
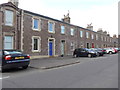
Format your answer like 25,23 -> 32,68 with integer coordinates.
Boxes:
101,36 -> 103,41
61,26 -> 65,34
105,37 -> 107,42
92,34 -> 94,39
80,31 -> 83,38
5,10 -> 14,26
70,42 -> 74,51
104,37 -> 106,41
32,17 -> 41,31
86,32 -> 89,38
32,36 -> 41,52
48,21 -> 55,33
4,36 -> 13,49
70,28 -> 74,36
96,34 -> 98,40
107,37 -> 109,42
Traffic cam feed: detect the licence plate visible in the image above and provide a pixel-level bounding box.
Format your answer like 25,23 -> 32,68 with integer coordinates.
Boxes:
15,57 -> 24,59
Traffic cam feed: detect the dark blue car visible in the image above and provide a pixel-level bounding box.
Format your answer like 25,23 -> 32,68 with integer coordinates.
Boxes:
0,50 -> 30,72
73,48 -> 98,58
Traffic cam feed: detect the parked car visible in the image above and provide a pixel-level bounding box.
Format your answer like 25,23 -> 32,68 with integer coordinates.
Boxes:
0,50 -> 30,72
104,48 -> 117,54
113,48 -> 118,53
73,48 -> 98,58
115,48 -> 120,52
101,48 -> 107,54
90,48 -> 104,56
118,48 -> 120,52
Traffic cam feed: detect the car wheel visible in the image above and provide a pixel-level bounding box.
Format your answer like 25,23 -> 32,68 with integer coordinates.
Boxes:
74,54 -> 78,58
97,53 -> 99,57
109,51 -> 112,54
2,69 -> 5,73
88,54 -> 92,58
22,65 -> 28,69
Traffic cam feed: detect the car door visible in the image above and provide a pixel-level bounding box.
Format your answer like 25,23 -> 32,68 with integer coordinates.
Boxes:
80,49 -> 87,56
76,49 -> 81,57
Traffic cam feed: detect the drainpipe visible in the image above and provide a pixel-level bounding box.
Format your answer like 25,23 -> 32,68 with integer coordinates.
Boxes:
20,9 -> 24,52
1,10 -> 3,50
16,10 -> 21,50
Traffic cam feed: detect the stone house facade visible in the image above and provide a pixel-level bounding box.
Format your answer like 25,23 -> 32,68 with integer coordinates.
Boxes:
0,11 -> 2,49
0,1 -> 118,58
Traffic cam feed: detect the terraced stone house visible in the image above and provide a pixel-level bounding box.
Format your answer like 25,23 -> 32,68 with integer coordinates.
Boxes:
0,0 -> 118,58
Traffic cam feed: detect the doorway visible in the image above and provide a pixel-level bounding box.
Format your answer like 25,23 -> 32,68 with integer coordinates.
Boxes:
48,38 -> 55,57
87,43 -> 90,49
61,40 -> 65,56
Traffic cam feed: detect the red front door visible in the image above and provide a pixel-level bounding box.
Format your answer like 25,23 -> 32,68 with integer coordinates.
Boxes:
92,43 -> 94,48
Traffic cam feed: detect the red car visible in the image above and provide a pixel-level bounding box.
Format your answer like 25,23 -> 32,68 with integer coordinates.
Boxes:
113,48 -> 118,53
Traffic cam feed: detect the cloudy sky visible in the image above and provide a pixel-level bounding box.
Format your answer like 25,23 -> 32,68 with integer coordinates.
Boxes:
0,0 -> 119,37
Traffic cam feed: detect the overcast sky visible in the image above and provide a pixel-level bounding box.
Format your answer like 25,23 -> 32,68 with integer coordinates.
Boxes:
0,0 -> 119,37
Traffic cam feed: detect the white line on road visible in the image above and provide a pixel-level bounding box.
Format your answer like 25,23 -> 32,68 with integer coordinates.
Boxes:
0,76 -> 10,80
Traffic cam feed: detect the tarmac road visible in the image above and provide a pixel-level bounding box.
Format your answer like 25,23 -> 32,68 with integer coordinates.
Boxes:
2,54 -> 118,88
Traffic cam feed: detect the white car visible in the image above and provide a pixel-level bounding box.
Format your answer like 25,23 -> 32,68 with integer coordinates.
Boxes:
105,48 -> 116,54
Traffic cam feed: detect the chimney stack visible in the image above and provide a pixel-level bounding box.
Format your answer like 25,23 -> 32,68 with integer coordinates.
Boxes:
87,23 -> 93,30
8,0 -> 19,7
62,11 -> 71,23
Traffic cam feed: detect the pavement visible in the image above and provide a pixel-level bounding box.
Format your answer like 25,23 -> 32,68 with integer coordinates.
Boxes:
29,55 -> 80,69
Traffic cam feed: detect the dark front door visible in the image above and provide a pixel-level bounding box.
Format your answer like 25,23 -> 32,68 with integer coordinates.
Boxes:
61,40 -> 65,56
87,43 -> 89,49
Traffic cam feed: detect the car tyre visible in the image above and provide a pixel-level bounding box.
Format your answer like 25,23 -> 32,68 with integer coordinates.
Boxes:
74,54 -> 78,58
22,65 -> 28,69
88,54 -> 92,58
97,53 -> 99,57
1,68 -> 5,73
109,51 -> 112,54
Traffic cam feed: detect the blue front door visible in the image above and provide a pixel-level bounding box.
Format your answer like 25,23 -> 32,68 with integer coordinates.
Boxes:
49,42 -> 53,56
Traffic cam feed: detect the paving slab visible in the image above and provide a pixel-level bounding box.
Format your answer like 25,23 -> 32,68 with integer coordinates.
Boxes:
29,56 -> 80,69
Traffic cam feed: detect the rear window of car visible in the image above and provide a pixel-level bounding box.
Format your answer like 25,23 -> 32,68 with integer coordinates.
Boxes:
4,51 -> 22,55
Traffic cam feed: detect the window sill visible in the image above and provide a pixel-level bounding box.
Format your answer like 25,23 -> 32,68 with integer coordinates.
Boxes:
32,50 -> 41,53
4,24 -> 14,27
32,29 -> 41,31
48,31 -> 55,34
61,33 -> 65,35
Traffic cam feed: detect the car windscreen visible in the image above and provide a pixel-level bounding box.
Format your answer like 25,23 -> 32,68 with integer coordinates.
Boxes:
4,51 -> 22,55
86,49 -> 93,52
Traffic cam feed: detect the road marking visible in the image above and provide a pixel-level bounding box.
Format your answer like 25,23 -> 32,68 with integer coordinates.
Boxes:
94,57 -> 107,59
0,76 -> 10,80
